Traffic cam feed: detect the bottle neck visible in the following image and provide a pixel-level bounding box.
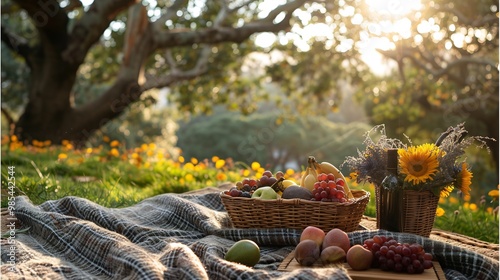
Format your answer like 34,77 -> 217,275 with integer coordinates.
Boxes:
386,148 -> 399,176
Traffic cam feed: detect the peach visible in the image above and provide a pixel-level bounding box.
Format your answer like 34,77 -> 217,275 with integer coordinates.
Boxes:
322,228 -> 350,253
294,240 -> 321,266
320,245 -> 346,265
300,226 -> 325,248
346,244 -> 373,270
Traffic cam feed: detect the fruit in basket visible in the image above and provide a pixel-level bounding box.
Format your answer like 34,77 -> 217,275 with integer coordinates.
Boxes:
281,179 -> 297,189
281,185 -> 313,200
251,186 -> 278,199
300,226 -> 325,248
346,244 -> 373,270
300,158 -> 318,191
225,239 -> 260,267
294,239 -> 321,266
322,228 -> 351,253
310,173 -> 349,202
310,156 -> 354,199
234,170 -> 291,196
363,235 -> 434,273
320,245 -> 346,265
224,187 -> 252,198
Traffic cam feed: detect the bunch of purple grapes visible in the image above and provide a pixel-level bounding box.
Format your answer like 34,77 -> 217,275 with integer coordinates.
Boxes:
311,173 -> 347,202
363,235 -> 433,274
227,170 -> 284,197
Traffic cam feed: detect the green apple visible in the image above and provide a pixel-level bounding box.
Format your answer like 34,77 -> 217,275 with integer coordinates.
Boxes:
251,186 -> 278,199
225,239 -> 260,267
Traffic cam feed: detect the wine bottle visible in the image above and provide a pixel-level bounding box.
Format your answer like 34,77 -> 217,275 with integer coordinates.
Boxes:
382,149 -> 399,191
378,148 -> 402,232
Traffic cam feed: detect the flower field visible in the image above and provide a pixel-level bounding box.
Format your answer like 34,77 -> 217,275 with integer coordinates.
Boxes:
1,136 -> 498,243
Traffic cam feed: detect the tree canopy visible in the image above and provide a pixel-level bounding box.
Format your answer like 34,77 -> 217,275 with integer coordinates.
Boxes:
1,0 -> 498,168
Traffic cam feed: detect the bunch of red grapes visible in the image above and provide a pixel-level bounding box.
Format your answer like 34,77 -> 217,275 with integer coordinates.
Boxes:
311,173 -> 347,202
364,235 -> 433,274
225,170 -> 284,198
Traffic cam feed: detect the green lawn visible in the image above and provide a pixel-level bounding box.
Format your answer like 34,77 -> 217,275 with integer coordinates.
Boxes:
1,140 -> 498,243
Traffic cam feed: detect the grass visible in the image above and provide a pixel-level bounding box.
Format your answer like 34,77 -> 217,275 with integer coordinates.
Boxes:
1,137 -> 498,243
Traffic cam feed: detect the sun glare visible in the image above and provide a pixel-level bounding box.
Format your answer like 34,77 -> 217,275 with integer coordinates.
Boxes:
359,0 -> 422,75
365,0 -> 422,17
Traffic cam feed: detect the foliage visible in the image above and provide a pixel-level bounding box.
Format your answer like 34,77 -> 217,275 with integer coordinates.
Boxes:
2,139 -> 498,243
435,191 -> 499,243
176,111 -> 372,169
354,0 -> 499,167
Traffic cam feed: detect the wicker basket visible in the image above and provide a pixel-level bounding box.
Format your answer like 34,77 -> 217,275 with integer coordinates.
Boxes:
375,187 -> 439,237
220,189 -> 370,232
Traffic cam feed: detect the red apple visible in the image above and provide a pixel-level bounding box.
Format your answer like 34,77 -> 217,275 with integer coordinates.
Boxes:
300,226 -> 325,248
347,244 -> 373,270
322,228 -> 351,253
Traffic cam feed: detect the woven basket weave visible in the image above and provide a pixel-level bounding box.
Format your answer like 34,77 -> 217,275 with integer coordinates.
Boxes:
220,189 -> 370,232
375,187 -> 439,237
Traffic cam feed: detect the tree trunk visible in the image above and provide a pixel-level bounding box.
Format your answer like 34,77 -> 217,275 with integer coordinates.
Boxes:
12,2 -> 149,147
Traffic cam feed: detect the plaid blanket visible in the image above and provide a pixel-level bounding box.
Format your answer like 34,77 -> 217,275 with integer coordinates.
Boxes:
1,191 -> 498,279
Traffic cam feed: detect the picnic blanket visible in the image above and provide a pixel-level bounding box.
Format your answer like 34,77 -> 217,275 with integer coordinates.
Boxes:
1,190 -> 498,279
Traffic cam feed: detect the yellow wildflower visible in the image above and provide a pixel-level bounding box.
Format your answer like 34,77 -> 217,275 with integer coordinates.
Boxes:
251,162 -> 261,171
215,159 -> 225,169
184,162 -> 195,170
435,207 -> 445,217
58,153 -> 68,160
109,148 -> 119,157
488,189 -> 499,201
216,172 -> 227,181
469,203 -> 478,211
185,174 -> 194,181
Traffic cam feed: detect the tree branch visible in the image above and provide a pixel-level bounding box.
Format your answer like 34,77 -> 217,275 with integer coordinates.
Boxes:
143,45 -> 212,90
438,5 -> 498,27
153,0 -> 306,48
1,26 -> 32,64
62,0 -> 138,65
144,0 -> 307,89
378,48 -> 498,84
153,0 -> 188,31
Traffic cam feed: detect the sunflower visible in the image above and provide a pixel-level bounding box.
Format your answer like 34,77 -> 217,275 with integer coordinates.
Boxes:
455,162 -> 473,197
440,185 -> 454,197
398,143 -> 441,185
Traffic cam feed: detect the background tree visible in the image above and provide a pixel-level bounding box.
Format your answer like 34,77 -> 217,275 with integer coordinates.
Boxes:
1,0 -> 326,145
176,110 -> 372,169
2,0 -> 497,172
253,0 -> 498,170
364,0 -> 499,169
